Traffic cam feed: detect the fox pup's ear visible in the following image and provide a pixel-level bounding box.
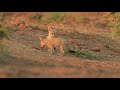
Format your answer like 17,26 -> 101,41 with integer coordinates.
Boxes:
39,37 -> 42,41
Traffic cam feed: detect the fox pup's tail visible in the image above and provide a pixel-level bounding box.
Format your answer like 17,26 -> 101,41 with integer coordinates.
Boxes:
39,37 -> 43,42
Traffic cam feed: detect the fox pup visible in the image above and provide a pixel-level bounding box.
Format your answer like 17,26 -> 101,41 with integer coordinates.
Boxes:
47,26 -> 56,50
39,37 -> 65,56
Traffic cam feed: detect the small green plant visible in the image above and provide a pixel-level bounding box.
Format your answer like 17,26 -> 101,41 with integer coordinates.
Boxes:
0,12 -> 5,21
78,16 -> 84,20
0,30 -> 7,40
94,22 -> 106,29
0,24 -> 2,28
0,28 -> 11,61
75,16 -> 85,22
74,49 -> 95,59
0,41 -> 10,61
110,27 -> 120,38
81,17 -> 90,24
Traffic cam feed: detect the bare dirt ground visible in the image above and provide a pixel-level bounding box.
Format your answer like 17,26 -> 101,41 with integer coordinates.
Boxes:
1,56 -> 120,78
0,12 -> 120,78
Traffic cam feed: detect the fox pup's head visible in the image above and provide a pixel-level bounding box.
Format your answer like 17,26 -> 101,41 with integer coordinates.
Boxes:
48,26 -> 56,38
39,37 -> 46,48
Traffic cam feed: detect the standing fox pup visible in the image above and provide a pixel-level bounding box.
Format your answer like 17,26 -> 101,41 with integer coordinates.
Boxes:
39,37 -> 65,56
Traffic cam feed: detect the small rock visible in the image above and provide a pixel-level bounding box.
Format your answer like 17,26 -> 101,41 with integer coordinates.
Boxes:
19,24 -> 26,30
91,47 -> 100,52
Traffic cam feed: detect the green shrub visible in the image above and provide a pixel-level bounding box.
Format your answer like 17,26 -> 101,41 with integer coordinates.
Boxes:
0,29 -> 10,40
108,12 -> 120,38
40,12 -> 66,23
0,30 -> 7,39
0,12 -> 5,21
48,12 -> 65,22
110,27 -> 120,38
74,49 -> 95,59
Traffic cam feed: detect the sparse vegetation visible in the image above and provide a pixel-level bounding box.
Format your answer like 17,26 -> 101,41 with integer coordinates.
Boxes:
29,12 -> 66,23
29,13 -> 43,23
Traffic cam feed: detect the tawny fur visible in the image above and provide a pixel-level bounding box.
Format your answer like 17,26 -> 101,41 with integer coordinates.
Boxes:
39,37 -> 66,56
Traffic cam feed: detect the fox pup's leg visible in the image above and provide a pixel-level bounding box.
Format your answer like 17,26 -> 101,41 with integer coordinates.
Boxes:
48,48 -> 51,52
48,45 -> 54,54
60,51 -> 64,56
59,52 -> 64,56
59,45 -> 64,56
52,46 -> 55,53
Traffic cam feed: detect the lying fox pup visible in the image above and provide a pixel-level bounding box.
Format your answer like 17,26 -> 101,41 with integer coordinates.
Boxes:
39,37 -> 66,56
